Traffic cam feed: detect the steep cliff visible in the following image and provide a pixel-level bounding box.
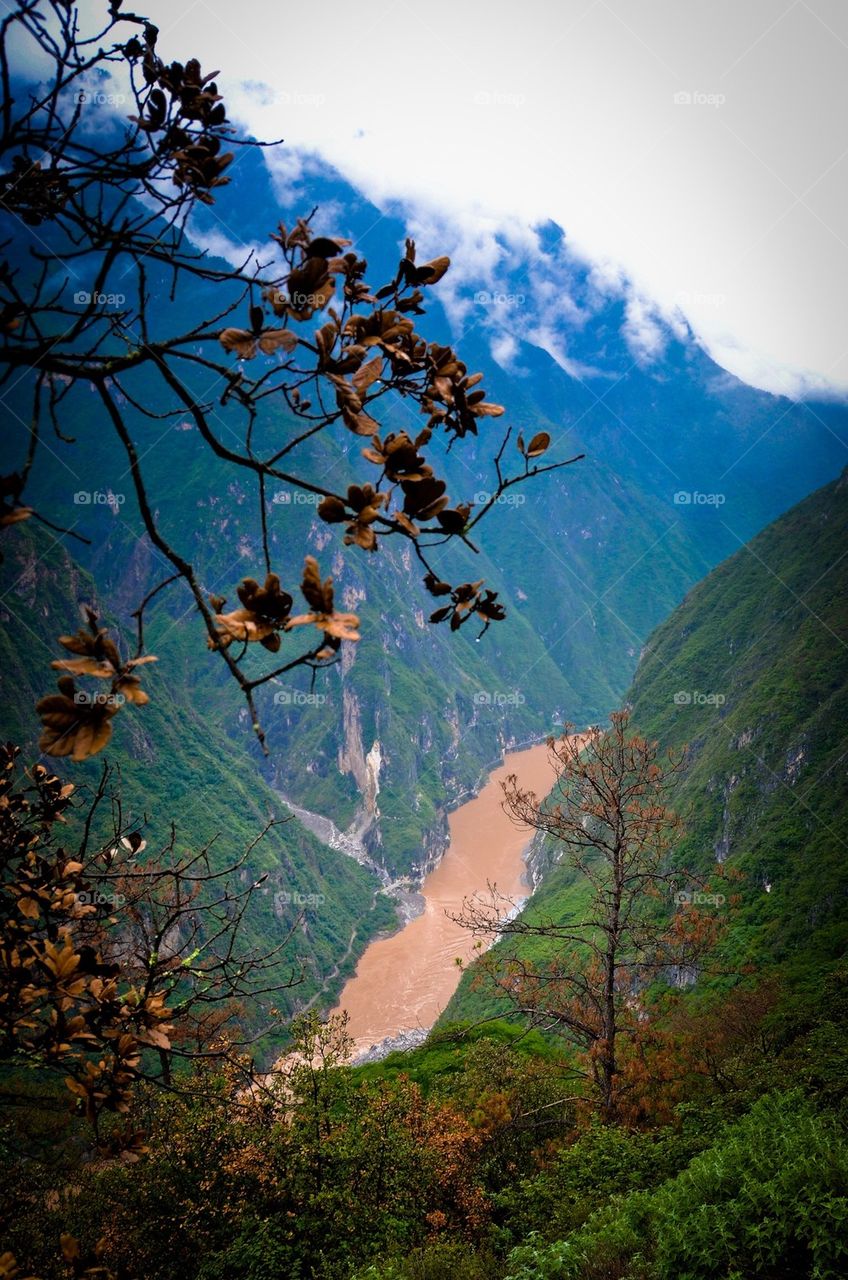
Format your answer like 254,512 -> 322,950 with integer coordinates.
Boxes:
626,466 -> 848,968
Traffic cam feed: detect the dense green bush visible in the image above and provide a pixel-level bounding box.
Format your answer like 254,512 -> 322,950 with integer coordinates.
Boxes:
505,1091 -> 848,1280
351,1242 -> 500,1280
494,1112 -> 717,1247
196,1219 -> 307,1280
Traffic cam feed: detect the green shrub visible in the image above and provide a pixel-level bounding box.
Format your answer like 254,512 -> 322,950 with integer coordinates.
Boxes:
505,1091 -> 848,1280
495,1113 -> 715,1246
196,1219 -> 306,1280
352,1241 -> 499,1280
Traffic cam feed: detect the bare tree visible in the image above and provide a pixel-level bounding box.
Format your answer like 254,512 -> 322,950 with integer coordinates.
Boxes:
0,0 -> 582,760
457,712 -> 725,1116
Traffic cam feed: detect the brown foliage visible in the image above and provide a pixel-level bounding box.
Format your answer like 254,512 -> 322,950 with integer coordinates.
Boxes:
36,609 -> 156,760
0,746 -> 167,1138
0,744 -> 297,1149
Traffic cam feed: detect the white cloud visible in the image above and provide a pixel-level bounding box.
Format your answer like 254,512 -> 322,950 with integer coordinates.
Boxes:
523,321 -> 606,381
89,0 -> 848,399
622,296 -> 669,365
187,227 -> 267,272
489,330 -> 522,371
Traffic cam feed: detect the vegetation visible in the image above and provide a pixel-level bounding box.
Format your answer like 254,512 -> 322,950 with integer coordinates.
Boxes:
456,712 -> 729,1117
626,468 -> 848,976
447,468 -> 848,1025
2,978 -> 847,1278
0,526 -> 398,1038
0,740 -> 304,1141
0,3 -> 846,1278
4,469 -> 848,1273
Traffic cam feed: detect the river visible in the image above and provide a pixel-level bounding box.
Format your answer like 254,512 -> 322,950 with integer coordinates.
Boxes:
333,739 -> 562,1058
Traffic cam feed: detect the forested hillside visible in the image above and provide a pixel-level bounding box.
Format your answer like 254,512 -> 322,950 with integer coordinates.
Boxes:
447,467 -> 848,1024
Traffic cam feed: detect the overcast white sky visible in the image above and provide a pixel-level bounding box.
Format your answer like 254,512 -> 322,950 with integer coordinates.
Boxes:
129,1 -> 848,397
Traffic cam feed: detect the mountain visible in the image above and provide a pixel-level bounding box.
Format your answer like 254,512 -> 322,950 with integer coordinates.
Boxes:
5,39 -> 848,1280
445,466 -> 848,1024
3,148 -> 848,1022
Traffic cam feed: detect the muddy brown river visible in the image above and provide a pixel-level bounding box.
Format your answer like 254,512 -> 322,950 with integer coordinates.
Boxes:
334,739 -> 565,1057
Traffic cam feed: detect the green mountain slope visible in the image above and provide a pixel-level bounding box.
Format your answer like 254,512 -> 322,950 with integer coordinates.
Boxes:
0,527 -> 396,1057
626,464 -> 848,974
445,467 -> 848,1023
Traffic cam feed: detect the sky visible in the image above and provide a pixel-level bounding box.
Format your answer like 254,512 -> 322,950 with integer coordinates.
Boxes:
95,1 -> 848,398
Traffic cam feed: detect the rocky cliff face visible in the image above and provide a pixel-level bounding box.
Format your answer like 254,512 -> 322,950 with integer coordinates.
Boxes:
337,687 -> 365,786
524,829 -> 558,891
337,687 -> 380,832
